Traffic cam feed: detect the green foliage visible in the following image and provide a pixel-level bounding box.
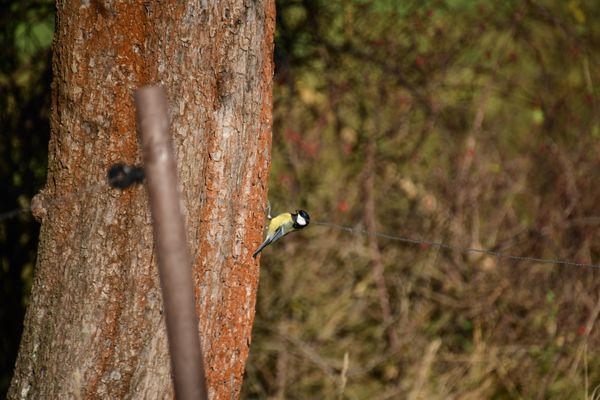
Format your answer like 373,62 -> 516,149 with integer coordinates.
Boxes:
244,0 -> 600,398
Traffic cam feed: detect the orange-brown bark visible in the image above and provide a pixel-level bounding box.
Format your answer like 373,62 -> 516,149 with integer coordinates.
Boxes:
9,1 -> 274,398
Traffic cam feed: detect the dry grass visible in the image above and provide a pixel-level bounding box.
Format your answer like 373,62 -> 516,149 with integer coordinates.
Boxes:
242,1 -> 600,398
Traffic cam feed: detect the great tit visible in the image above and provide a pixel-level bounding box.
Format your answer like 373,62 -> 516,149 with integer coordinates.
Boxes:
252,209 -> 310,258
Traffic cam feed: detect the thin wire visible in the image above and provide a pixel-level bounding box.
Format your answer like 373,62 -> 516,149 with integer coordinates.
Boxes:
0,207 -> 31,222
0,182 -> 108,223
313,221 -> 600,270
2,192 -> 599,270
0,164 -> 144,223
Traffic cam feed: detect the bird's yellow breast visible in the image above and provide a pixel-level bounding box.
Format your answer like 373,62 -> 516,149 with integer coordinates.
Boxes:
267,213 -> 293,237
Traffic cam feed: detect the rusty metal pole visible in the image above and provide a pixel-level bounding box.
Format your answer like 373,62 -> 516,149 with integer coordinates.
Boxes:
135,85 -> 207,400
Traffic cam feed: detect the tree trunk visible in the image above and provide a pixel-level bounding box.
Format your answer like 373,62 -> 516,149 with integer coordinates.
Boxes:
9,0 -> 274,398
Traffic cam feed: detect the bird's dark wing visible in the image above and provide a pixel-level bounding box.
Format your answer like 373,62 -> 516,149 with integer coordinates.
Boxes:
268,225 -> 287,244
252,226 -> 286,258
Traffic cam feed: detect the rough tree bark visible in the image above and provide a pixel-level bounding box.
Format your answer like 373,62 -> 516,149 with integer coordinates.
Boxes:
9,0 -> 274,398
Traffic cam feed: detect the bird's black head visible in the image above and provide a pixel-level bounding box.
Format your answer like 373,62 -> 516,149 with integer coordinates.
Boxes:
292,210 -> 310,229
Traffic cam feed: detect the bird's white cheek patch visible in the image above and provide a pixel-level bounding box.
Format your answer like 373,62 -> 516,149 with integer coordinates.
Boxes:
296,214 -> 307,226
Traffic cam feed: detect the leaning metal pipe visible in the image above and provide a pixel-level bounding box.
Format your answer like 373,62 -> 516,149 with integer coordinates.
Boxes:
135,85 -> 207,400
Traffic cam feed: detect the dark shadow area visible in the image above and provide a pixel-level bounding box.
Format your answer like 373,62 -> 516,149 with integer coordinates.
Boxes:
0,0 -> 53,395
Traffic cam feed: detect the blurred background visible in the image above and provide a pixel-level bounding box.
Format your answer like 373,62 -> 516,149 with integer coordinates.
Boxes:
0,0 -> 53,395
2,0 -> 600,398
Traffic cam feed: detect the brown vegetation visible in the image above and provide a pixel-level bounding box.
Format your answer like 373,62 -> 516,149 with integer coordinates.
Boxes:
243,1 -> 600,398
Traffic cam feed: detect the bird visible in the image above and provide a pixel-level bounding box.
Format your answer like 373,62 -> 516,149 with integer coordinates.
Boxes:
252,209 -> 310,258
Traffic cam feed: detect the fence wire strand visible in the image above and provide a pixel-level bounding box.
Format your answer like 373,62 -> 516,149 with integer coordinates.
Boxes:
313,221 -> 600,270
1,187 -> 598,270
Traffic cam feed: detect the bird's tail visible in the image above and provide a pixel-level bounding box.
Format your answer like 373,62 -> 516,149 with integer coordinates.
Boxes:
252,238 -> 272,258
